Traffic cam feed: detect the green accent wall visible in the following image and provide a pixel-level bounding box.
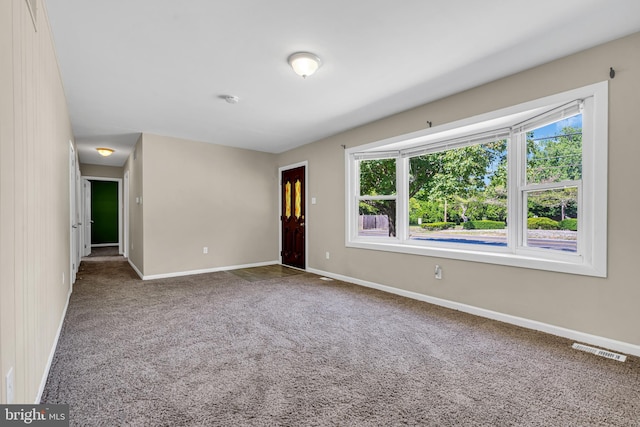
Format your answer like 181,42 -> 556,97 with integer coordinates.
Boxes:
91,181 -> 118,244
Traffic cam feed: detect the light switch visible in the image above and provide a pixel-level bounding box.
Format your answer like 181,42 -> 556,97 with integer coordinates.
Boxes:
312,197 -> 317,205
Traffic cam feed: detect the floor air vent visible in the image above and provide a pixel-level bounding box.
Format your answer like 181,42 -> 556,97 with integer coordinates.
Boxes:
572,343 -> 627,362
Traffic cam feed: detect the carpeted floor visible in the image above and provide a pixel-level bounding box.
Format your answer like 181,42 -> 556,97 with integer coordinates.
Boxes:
87,246 -> 120,257
42,260 -> 640,426
83,246 -> 123,263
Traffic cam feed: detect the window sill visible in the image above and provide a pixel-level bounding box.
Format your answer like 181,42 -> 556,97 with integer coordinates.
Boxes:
346,239 -> 605,278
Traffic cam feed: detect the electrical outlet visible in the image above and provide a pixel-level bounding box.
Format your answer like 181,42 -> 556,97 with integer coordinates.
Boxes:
6,367 -> 14,404
435,265 -> 442,280
325,251 -> 330,260
203,247 -> 208,254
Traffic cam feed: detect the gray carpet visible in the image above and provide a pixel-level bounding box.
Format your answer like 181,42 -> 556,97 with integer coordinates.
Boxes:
86,246 -> 120,257
42,261 -> 640,426
83,246 -> 124,263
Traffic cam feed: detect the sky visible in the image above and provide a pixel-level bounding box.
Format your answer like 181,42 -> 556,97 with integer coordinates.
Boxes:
532,114 -> 582,141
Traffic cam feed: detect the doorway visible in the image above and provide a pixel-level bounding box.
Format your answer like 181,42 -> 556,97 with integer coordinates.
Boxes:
91,181 -> 118,245
280,163 -> 307,269
82,176 -> 123,256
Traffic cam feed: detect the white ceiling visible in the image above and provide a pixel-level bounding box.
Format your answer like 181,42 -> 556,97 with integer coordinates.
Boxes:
44,0 -> 640,167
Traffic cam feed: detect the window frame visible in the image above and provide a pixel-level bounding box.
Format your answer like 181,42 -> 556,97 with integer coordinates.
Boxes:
353,154 -> 402,240
345,82 -> 608,277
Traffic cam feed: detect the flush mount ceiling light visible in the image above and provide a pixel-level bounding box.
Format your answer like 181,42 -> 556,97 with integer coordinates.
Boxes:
288,52 -> 321,78
223,95 -> 239,104
96,147 -> 114,157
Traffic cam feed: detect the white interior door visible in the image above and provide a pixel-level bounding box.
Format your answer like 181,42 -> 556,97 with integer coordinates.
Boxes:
69,143 -> 79,284
75,152 -> 81,270
82,179 -> 92,256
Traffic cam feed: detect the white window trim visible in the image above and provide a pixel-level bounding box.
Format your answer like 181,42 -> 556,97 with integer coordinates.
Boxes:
345,82 -> 608,277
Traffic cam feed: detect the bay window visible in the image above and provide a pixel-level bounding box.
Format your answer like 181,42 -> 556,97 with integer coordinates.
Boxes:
346,82 -> 608,277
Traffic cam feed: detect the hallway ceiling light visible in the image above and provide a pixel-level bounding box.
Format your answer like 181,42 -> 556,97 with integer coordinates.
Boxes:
97,147 -> 114,156
288,52 -> 321,78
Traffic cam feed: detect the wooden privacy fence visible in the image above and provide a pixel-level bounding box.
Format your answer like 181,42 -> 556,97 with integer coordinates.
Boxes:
359,215 -> 389,230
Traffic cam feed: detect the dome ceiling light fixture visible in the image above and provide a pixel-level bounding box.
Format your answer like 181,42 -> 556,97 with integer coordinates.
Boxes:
96,147 -> 114,157
223,95 -> 239,104
288,52 -> 322,78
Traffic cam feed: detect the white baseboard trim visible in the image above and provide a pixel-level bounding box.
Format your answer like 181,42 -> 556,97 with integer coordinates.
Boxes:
128,259 -> 144,280
36,283 -> 73,403
139,260 -> 280,281
91,243 -> 118,248
307,267 -> 640,358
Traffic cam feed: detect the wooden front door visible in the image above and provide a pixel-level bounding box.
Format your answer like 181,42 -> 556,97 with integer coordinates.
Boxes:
281,166 -> 305,269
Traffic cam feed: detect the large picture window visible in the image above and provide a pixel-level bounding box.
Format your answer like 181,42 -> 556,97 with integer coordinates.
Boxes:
346,82 -> 607,277
407,137 -> 509,248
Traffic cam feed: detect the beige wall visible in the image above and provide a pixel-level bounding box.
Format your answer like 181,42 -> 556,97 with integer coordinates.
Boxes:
0,0 -> 74,403
138,134 -> 278,277
80,164 -> 124,179
277,32 -> 640,347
